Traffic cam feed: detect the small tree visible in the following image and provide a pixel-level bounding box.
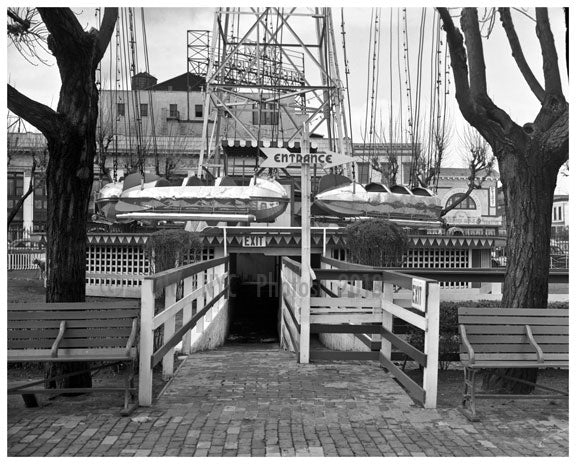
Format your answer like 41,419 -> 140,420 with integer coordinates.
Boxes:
440,126 -> 495,217
145,229 -> 203,274
345,219 -> 409,267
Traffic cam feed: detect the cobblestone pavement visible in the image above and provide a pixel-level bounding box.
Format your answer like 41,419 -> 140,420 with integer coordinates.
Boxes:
7,344 -> 568,457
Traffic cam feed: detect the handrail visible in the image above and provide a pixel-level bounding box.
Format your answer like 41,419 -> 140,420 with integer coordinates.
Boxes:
139,256 -> 229,407
145,256 -> 228,292
319,257 -> 437,286
318,258 -> 569,284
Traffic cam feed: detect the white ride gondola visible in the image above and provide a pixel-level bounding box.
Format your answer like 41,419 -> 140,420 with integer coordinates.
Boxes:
94,173 -> 289,224
312,174 -> 442,222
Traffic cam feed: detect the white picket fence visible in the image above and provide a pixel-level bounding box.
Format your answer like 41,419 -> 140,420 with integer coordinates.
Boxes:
7,250 -> 46,270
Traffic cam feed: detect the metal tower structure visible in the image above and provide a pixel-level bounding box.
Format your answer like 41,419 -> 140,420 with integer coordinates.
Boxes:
197,7 -> 350,177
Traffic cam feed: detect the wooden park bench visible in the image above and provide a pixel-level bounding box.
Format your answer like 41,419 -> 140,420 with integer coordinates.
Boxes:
458,307 -> 569,421
8,301 -> 140,415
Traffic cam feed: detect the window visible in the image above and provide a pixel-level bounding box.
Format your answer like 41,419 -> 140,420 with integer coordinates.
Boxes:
195,104 -> 203,118
7,172 -> 24,222
357,162 -> 369,184
117,102 -> 125,116
140,103 -> 148,117
558,207 -> 563,222
252,103 -> 278,125
446,193 -> 477,210
169,104 -> 178,118
553,207 -> 557,221
33,181 -> 48,224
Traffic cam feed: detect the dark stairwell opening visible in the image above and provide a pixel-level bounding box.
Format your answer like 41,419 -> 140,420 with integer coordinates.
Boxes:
227,254 -> 280,344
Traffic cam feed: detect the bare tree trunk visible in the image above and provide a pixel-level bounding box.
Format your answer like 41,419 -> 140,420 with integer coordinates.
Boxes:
483,145 -> 557,393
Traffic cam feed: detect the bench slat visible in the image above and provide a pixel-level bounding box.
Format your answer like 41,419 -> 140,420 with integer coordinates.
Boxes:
8,349 -> 136,362
458,316 -> 567,325
465,334 -> 569,344
461,352 -> 569,361
8,327 -> 134,340
8,319 -> 135,329
461,360 -> 569,368
464,325 -> 569,335
8,301 -> 140,311
9,310 -> 140,320
9,338 -> 132,350
458,307 -> 567,317
461,343 -> 569,353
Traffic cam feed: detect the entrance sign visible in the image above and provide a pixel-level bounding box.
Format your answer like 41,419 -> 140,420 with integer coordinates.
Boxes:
242,235 -> 266,247
259,147 -> 354,169
411,279 -> 427,311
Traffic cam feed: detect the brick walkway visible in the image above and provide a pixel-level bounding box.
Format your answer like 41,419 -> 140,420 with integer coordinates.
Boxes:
7,344 -> 568,457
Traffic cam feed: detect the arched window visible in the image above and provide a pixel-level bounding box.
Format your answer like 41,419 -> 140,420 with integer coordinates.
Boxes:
446,193 -> 477,210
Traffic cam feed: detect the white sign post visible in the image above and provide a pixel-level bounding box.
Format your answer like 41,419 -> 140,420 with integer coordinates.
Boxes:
299,124 -> 311,364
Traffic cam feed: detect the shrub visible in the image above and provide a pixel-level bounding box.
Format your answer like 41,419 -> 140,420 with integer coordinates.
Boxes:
344,219 -> 409,267
145,229 -> 203,273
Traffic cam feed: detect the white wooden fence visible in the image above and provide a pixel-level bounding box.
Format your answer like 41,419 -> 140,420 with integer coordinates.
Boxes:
311,257 -> 440,408
138,256 -> 229,406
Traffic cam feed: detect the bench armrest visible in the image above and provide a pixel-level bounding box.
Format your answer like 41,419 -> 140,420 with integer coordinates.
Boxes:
51,320 -> 67,358
525,324 -> 544,363
125,318 -> 139,357
459,324 -> 475,364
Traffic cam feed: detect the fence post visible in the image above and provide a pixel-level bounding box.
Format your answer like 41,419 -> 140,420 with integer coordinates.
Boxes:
380,281 -> 394,363
299,266 -> 310,364
195,270 -> 205,337
162,282 -> 177,379
279,263 -> 286,350
423,281 -> 440,408
182,275 -> 193,354
371,279 -> 383,349
139,278 -> 155,406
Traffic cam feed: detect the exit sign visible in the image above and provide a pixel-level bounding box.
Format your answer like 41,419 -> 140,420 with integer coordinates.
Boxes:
242,235 -> 266,247
411,279 -> 427,311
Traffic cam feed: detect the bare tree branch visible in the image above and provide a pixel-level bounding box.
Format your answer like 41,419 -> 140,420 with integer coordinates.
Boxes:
461,8 -> 488,98
7,84 -> 62,137
96,8 -> 119,63
7,8 -> 50,65
437,8 -> 475,120
498,8 -> 545,103
535,8 -> 564,97
37,8 -> 85,57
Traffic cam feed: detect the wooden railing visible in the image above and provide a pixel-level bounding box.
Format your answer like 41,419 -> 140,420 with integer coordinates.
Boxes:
138,256 -> 229,406
279,257 -> 303,359
314,257 -> 440,408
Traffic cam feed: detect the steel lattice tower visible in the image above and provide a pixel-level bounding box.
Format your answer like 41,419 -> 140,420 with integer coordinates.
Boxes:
197,7 -> 350,177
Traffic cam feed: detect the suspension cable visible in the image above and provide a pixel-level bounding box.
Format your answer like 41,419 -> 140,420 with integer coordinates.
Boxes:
140,8 -> 158,175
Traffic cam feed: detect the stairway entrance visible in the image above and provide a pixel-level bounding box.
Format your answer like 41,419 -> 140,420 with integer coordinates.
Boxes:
227,254 -> 279,343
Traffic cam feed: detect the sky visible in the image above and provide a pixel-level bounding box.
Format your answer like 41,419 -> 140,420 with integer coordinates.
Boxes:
5,3 -> 570,193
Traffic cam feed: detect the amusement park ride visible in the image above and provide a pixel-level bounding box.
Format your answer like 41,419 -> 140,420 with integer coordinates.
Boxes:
93,7 -> 445,231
